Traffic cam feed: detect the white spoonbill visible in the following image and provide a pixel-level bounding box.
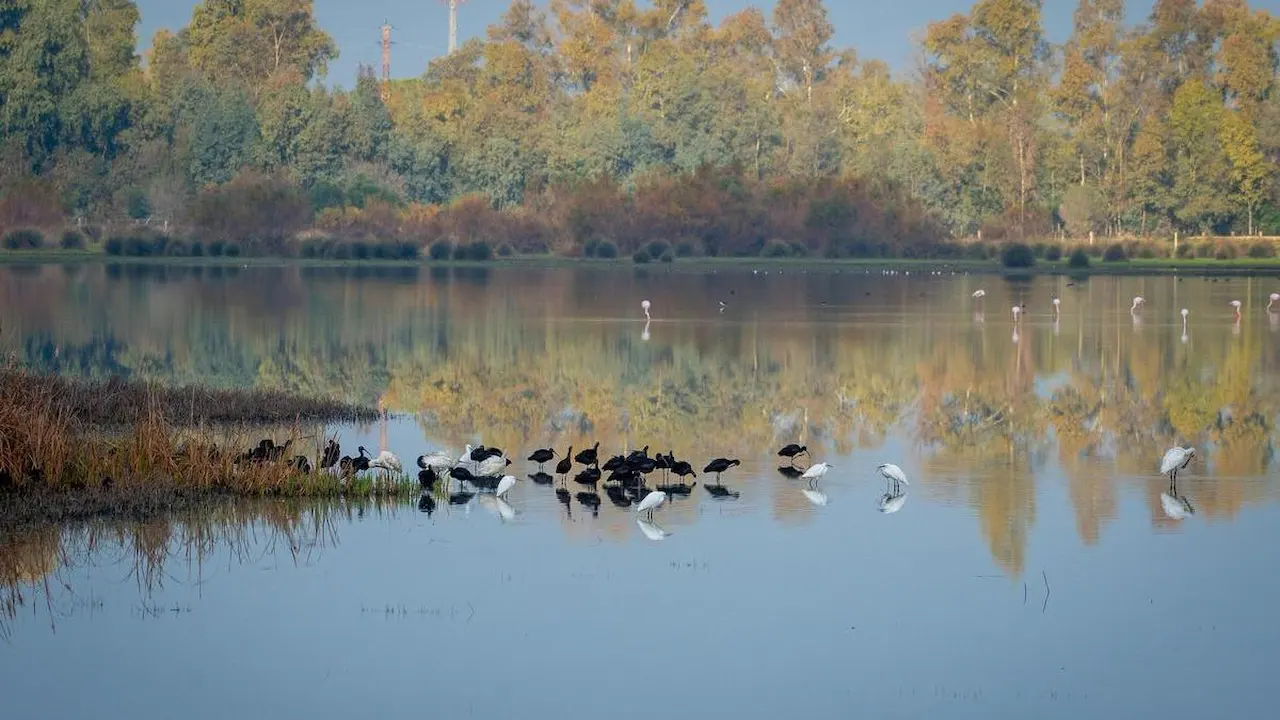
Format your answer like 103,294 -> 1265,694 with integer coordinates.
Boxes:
1229,300 -> 1242,319
369,450 -> 402,474
495,474 -> 518,499
1160,446 -> 1195,487
1131,296 -> 1145,312
417,451 -> 455,473
1269,293 -> 1280,312
636,489 -> 669,520
877,463 -> 909,493
641,300 -> 651,320
476,452 -> 511,478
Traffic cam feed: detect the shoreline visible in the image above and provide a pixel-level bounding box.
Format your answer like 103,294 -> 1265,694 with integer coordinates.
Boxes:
3,250 -> 1280,276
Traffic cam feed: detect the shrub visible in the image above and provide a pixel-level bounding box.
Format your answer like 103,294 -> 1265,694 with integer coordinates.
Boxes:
1175,242 -> 1194,258
1033,242 -> 1048,258
675,239 -> 696,257
190,241 -> 205,258
1138,246 -> 1157,259
1103,243 -> 1128,262
105,237 -> 124,255
497,243 -> 514,258
165,240 -> 189,257
60,230 -> 85,250
124,236 -> 152,257
223,242 -> 242,258
1045,244 -> 1063,262
331,242 -> 353,260
660,251 -> 674,263
351,240 -> 371,260
789,241 -> 809,258
1001,243 -> 1036,268
761,240 -> 791,258
646,240 -> 669,260
426,241 -> 450,261
595,239 -> 617,259
3,228 -> 43,250
1214,242 -> 1238,260
632,250 -> 651,264
1068,248 -> 1091,269
583,238 -> 600,258
1247,242 -> 1276,258
468,241 -> 493,261
1195,242 -> 1215,259
208,240 -> 226,257
397,242 -> 421,260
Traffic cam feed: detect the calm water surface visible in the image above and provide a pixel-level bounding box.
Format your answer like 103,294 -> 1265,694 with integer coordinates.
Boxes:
2,263 -> 1279,718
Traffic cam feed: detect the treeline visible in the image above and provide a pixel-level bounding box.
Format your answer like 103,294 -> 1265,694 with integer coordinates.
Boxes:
1,0 -> 1278,258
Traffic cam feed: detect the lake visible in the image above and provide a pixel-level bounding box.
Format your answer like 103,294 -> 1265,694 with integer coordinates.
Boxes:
2,262 -> 1279,718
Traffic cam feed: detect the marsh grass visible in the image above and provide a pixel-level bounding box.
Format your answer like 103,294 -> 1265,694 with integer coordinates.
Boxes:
0,367 -> 413,507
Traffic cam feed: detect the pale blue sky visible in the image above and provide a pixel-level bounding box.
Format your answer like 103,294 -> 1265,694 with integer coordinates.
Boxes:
134,1 -> 1158,88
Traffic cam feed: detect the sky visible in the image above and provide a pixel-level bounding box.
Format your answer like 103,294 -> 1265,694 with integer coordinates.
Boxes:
133,0 -> 1161,89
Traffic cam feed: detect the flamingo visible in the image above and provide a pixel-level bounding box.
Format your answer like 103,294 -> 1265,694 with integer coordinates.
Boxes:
641,300 -> 651,320
1052,297 -> 1060,316
1181,308 -> 1189,343
1130,296 -> 1145,313
1011,305 -> 1022,323
1230,300 -> 1242,319
1269,293 -> 1280,312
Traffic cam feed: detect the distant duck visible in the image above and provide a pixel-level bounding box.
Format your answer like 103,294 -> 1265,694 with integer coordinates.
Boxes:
527,448 -> 556,470
574,442 -> 600,467
703,458 -> 740,484
777,444 -> 809,465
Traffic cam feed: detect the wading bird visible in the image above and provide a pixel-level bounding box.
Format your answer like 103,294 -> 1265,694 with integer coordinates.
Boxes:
1160,446 -> 1195,489
496,474 -> 518,499
641,300 -> 651,320
777,444 -> 809,465
1269,293 -> 1279,312
527,448 -> 555,470
636,489 -> 668,521
703,458 -> 740,485
1230,300 -> 1242,319
877,463 -> 909,493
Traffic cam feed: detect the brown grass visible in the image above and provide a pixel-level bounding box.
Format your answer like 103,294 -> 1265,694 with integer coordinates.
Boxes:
0,367 -> 412,511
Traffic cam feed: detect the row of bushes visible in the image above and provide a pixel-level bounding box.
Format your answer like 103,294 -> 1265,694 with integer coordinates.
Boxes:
2,228 -> 88,250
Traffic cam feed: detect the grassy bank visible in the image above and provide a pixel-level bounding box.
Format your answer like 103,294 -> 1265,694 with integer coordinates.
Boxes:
0,369 -> 413,518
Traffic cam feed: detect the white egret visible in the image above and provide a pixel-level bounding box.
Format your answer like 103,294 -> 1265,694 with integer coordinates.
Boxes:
1159,491 -> 1195,521
1269,293 -> 1280,312
641,300 -> 651,320
1230,300 -> 1242,319
801,462 -> 831,482
636,489 -> 668,520
877,463 -> 909,493
878,492 -> 908,514
1160,446 -> 1195,489
495,474 -> 518,499
802,488 -> 829,507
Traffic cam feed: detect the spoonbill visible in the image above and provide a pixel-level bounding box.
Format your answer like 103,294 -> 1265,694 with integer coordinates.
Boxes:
369,450 -> 402,474
877,463 -> 909,493
1269,293 -> 1279,312
1230,300 -> 1242,319
641,300 -> 651,320
636,489 -> 669,520
418,451 -> 454,473
1160,446 -> 1195,488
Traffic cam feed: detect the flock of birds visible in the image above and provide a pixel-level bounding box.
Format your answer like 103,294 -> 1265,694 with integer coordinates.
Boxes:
239,433 -> 1201,529
972,288 -> 1280,324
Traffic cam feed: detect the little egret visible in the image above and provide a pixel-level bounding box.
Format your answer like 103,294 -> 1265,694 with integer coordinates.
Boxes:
801,462 -> 831,482
496,474 -> 518,499
1012,305 -> 1022,322
877,463 -> 909,493
636,489 -> 668,520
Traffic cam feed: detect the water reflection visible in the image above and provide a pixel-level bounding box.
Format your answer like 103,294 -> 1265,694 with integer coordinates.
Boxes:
2,265 -> 1279,580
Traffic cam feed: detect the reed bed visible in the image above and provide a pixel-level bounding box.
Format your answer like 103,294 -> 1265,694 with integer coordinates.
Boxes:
0,367 -> 415,519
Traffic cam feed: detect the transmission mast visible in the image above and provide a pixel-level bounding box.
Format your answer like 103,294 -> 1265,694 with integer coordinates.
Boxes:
379,21 -> 393,100
443,0 -> 468,55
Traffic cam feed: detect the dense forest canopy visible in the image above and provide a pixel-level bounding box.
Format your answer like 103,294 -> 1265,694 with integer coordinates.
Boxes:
0,0 -> 1277,255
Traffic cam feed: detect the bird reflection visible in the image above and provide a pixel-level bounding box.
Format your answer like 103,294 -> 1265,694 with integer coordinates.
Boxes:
417,492 -> 436,516
555,487 -> 572,517
529,472 -> 554,485
604,484 -> 633,508
1160,489 -> 1195,521
1270,311 -> 1279,333
636,518 -> 670,540
703,484 -> 740,500
448,490 -> 475,506
801,487 -> 828,507
973,311 -> 985,324
776,465 -> 804,479
477,494 -> 516,522
576,492 -> 601,516
641,318 -> 650,342
878,490 -> 908,514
